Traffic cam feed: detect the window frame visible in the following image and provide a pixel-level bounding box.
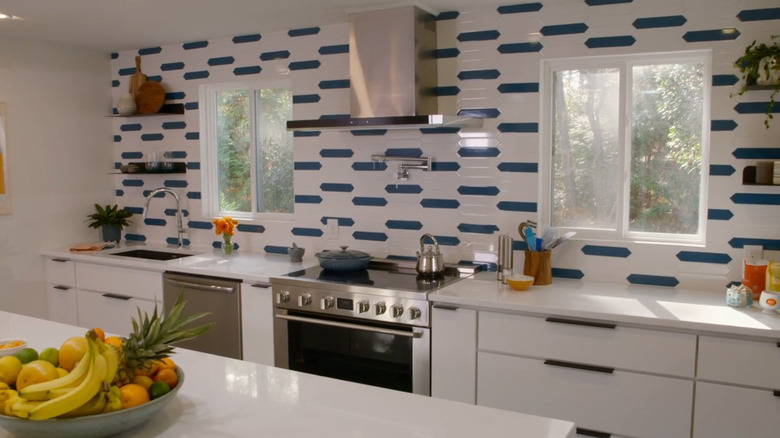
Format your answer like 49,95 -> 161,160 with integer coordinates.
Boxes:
199,79 -> 294,223
539,50 -> 711,246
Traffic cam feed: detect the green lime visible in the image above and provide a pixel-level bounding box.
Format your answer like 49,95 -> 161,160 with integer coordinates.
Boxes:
15,347 -> 38,364
39,347 -> 59,367
148,381 -> 170,399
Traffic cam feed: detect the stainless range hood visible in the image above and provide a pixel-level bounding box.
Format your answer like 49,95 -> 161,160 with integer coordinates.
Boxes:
287,6 -> 479,131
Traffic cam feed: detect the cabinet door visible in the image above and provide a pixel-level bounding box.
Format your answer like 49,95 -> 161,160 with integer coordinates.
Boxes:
431,305 -> 477,404
693,382 -> 780,438
698,335 -> 780,388
76,290 -> 157,335
240,281 -> 274,365
477,352 -> 693,438
46,285 -> 78,325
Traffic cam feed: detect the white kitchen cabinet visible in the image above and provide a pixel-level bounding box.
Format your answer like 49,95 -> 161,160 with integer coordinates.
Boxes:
240,281 -> 274,365
44,257 -> 78,325
478,352 -> 693,438
692,335 -> 780,438
431,304 -> 476,403
75,262 -> 162,334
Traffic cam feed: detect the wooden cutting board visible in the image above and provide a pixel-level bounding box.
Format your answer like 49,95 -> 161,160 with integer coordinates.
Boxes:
135,81 -> 165,114
130,56 -> 147,95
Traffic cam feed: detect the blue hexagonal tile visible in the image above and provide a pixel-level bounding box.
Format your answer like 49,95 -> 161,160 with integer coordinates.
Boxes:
712,75 -> 739,86
735,102 -> 778,114
208,56 -> 234,66
289,60 -> 321,70
434,86 -> 460,96
458,108 -> 501,118
319,44 -> 348,55
431,162 -> 461,171
498,3 -> 542,14
294,162 -> 322,171
552,268 -> 585,279
352,197 -> 388,207
540,23 -> 588,36
320,149 -> 354,158
294,131 -> 321,137
586,0 -> 631,5
711,120 -> 738,131
320,217 -> 354,227
458,147 -> 500,158
707,209 -> 733,220
141,133 -> 163,141
683,28 -> 740,43
186,192 -> 201,200
385,185 -> 423,194
264,245 -> 289,255
122,179 -> 144,187
458,69 -> 501,80
294,195 -> 322,204
436,11 -> 459,20
120,123 -> 142,131
421,127 -> 461,134
632,15 -> 686,29
320,183 -> 354,192
497,42 -> 543,54
260,50 -> 291,61
420,199 -> 460,209
183,41 -> 208,50
319,79 -> 350,89
353,231 -> 388,241
729,238 -> 780,251
233,34 -> 261,44
351,129 -> 387,136
288,27 -> 320,37
188,221 -> 212,230
234,66 -> 262,76
161,62 -> 185,71
434,48 -> 460,58
291,227 -> 324,237
732,148 -> 780,159
293,94 -> 321,104
731,193 -> 780,205
585,36 -> 636,48
457,30 -> 501,42
496,201 -> 537,212
458,186 -> 500,196
498,82 -> 539,93
498,162 -> 538,173
184,70 -> 210,80
162,121 -> 186,130
386,220 -> 423,230
352,162 -> 387,171
144,218 -> 166,226
709,165 -> 735,176
457,223 -> 500,234
737,7 -> 780,22
676,251 -> 732,264
498,122 -> 538,133
138,47 -> 161,55
582,245 -> 631,258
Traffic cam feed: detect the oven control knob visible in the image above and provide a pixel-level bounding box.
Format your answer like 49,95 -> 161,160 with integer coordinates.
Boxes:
277,291 -> 290,304
391,304 -> 404,318
298,293 -> 312,307
408,307 -> 422,320
357,300 -> 370,313
322,296 -> 334,309
375,302 -> 387,315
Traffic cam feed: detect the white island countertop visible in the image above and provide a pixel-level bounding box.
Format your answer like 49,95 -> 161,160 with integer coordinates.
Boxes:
431,272 -> 780,340
0,311 -> 576,438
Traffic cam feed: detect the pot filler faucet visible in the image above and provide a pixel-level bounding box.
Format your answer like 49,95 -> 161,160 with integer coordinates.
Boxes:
143,187 -> 186,248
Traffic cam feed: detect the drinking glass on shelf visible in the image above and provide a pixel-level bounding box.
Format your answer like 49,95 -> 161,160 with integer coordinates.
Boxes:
162,151 -> 174,172
146,152 -> 161,172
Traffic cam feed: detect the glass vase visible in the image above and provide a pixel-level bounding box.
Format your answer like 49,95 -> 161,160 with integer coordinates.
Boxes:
222,238 -> 234,255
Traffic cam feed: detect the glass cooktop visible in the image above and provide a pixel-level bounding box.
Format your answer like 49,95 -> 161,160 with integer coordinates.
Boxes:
283,258 -> 483,293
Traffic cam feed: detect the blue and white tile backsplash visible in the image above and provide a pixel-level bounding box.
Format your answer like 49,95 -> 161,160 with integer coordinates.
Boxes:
110,0 -> 780,291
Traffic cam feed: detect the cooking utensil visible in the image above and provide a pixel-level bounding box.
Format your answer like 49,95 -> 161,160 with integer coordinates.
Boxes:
315,246 -> 371,271
135,81 -> 165,114
416,233 -> 444,276
130,55 -> 147,95
548,231 -> 576,249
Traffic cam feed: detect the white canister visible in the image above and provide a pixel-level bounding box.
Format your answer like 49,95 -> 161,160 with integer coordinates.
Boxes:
116,92 -> 137,116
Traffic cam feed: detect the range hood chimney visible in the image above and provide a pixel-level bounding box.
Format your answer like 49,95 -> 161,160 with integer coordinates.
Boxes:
287,6 -> 479,131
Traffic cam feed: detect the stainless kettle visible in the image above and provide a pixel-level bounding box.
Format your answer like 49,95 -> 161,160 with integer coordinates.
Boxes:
416,233 -> 444,276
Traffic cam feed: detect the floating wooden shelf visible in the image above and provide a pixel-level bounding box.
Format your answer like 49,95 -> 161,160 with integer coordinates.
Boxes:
113,162 -> 187,174
110,103 -> 185,117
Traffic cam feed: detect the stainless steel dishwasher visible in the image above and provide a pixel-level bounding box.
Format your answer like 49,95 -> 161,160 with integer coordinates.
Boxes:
163,271 -> 242,359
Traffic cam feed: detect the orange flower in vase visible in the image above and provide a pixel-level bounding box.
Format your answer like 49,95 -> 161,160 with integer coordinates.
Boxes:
212,216 -> 238,255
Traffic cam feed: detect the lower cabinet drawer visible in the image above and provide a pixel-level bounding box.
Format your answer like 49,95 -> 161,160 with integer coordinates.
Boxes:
477,352 -> 693,438
46,284 -> 78,325
76,290 -> 158,335
76,263 -> 161,301
693,382 -> 780,438
698,335 -> 780,388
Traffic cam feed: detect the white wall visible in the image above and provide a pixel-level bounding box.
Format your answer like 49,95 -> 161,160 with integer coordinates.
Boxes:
0,39 -> 113,317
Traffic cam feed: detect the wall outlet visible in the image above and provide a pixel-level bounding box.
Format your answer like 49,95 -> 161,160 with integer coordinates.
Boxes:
325,218 -> 339,240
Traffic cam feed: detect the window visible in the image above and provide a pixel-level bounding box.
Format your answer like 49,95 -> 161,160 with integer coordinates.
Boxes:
540,51 -> 710,244
200,80 -> 293,220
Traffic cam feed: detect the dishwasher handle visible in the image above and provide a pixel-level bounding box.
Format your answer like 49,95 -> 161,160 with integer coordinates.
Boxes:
165,278 -> 236,294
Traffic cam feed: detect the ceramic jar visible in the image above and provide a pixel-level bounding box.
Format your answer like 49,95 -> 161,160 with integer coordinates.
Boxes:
116,92 -> 137,116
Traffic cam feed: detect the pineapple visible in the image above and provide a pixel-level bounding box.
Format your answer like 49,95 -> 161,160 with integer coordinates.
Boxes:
116,292 -> 212,384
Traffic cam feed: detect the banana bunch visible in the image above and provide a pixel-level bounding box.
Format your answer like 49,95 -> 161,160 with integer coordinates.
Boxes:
2,335 -> 122,420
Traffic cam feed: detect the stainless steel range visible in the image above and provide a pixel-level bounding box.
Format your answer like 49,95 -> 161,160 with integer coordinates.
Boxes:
271,259 -> 480,396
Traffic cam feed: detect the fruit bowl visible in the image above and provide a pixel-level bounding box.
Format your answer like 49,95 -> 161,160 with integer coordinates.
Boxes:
0,367 -> 184,438
506,274 -> 534,291
0,339 -> 26,357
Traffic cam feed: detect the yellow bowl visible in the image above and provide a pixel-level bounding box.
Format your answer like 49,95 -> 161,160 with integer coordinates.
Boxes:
506,275 -> 534,291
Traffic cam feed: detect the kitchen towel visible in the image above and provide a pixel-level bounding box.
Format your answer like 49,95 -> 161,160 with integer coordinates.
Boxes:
69,242 -> 113,252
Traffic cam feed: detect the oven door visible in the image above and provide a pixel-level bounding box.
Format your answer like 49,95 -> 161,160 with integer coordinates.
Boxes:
274,308 -> 430,395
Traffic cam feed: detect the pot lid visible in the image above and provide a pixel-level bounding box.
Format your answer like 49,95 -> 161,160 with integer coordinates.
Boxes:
315,245 -> 370,260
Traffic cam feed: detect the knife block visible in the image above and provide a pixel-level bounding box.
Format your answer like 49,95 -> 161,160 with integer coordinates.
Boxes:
523,250 -> 552,285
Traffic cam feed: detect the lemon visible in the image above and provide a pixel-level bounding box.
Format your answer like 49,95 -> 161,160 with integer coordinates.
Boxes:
132,375 -> 154,391
56,367 -> 69,378
0,356 -> 23,386
15,347 -> 38,364
16,360 -> 59,391
58,337 -> 88,371
39,347 -> 59,367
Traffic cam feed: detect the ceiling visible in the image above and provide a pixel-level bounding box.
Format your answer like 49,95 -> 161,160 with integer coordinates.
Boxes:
0,0 -> 507,53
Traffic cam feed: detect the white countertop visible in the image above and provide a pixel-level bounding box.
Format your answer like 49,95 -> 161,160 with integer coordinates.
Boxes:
41,242 -> 318,284
431,272 -> 780,340
0,311 -> 575,438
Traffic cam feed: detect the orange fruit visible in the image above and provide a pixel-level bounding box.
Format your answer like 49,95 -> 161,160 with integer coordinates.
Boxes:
158,357 -> 176,371
133,361 -> 159,378
16,360 -> 59,391
91,328 -> 106,341
59,337 -> 88,372
119,383 -> 150,409
104,336 -> 123,348
131,375 -> 154,391
153,368 -> 178,389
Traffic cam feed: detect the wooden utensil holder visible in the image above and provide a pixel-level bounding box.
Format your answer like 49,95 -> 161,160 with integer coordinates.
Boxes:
523,250 -> 552,285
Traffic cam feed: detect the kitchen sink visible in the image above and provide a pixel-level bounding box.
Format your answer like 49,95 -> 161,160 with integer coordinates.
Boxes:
111,249 -> 194,261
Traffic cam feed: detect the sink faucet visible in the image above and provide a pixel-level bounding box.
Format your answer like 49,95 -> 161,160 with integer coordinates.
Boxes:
143,188 -> 186,248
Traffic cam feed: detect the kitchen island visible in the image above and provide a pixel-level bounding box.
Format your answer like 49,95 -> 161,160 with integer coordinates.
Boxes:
0,310 -> 576,438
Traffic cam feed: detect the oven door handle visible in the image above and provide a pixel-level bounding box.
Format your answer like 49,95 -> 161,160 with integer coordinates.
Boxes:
275,314 -> 422,338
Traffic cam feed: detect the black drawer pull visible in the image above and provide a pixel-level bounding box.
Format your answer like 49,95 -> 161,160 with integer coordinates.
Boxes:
774,390 -> 780,397
576,427 -> 611,438
102,293 -> 131,301
432,304 -> 459,311
776,342 -> 780,348
51,258 -> 70,263
544,359 -> 614,374
251,282 -> 271,288
53,285 -> 71,291
545,317 -> 616,329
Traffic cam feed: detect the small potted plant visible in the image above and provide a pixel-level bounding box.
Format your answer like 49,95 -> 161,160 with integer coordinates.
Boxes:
734,35 -> 780,128
87,204 -> 134,242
